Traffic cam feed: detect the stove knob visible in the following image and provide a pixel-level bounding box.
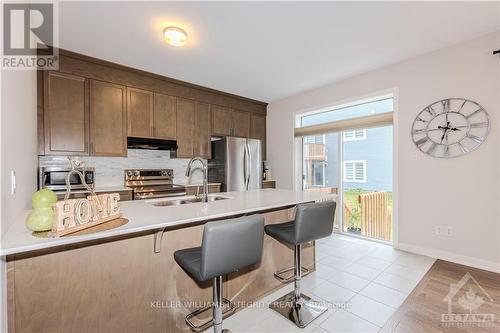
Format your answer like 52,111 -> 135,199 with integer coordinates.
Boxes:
167,170 -> 173,177
134,170 -> 140,177
127,170 -> 133,177
161,170 -> 168,176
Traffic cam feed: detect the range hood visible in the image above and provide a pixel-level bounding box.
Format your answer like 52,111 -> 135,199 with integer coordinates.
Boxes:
127,137 -> 178,151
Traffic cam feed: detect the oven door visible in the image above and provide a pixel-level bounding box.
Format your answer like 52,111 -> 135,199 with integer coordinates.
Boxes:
133,185 -> 186,200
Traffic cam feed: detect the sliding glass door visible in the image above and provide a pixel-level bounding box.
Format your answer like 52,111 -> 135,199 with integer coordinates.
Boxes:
300,97 -> 394,242
341,125 -> 393,241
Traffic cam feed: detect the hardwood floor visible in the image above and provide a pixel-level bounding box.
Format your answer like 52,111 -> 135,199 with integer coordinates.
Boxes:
381,260 -> 500,333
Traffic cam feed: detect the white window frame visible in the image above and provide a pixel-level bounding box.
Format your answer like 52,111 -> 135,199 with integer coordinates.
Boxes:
311,161 -> 326,187
343,160 -> 367,183
304,134 -> 325,144
343,129 -> 366,142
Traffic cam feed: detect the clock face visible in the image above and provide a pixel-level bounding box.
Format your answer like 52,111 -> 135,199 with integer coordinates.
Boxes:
412,98 -> 490,158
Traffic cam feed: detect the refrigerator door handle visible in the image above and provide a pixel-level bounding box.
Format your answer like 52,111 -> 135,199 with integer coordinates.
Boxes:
243,143 -> 248,189
246,142 -> 251,190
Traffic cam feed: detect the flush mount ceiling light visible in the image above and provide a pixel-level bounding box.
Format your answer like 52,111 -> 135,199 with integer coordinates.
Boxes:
163,26 -> 187,47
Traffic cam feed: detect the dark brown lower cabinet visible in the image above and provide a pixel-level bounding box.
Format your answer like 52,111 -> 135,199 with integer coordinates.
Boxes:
7,207 -> 314,333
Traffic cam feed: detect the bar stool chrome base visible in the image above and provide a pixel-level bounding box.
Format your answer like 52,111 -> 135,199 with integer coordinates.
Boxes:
274,265 -> 311,283
185,298 -> 235,332
269,291 -> 328,328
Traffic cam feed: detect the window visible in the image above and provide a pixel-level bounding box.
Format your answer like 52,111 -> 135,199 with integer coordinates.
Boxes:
343,160 -> 366,182
312,161 -> 325,186
300,97 -> 393,127
343,129 -> 366,141
304,135 -> 325,144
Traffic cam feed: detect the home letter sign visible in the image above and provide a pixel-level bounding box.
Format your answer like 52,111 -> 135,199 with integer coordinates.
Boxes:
52,193 -> 122,236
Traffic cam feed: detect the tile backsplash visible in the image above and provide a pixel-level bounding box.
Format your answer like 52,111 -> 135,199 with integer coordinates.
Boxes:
39,149 -> 205,187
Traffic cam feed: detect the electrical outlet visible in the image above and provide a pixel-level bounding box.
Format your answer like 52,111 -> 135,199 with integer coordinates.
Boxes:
445,226 -> 454,237
434,225 -> 443,236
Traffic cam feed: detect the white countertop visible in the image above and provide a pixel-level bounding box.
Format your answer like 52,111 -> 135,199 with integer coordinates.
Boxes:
1,189 -> 335,256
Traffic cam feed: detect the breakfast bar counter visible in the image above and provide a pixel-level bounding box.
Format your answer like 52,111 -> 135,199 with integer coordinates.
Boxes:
1,189 -> 331,256
4,189 -> 336,333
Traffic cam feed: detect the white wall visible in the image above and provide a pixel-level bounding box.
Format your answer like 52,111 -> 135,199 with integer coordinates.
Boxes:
267,32 -> 500,272
0,69 -> 38,332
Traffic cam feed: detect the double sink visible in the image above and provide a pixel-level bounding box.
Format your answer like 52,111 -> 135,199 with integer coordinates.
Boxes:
148,195 -> 231,207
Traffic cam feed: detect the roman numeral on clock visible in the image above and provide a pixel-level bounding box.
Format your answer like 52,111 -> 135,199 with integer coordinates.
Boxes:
425,106 -> 436,117
457,142 -> 469,154
427,143 -> 437,155
470,122 -> 488,128
441,100 -> 450,113
415,137 -> 429,147
466,134 -> 483,144
466,108 -> 483,119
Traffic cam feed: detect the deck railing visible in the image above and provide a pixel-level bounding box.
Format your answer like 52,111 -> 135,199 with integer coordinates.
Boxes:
358,191 -> 392,241
303,143 -> 326,161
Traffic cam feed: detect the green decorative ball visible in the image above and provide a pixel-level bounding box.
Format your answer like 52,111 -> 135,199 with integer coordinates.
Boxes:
32,189 -> 57,208
26,189 -> 57,232
26,208 -> 54,232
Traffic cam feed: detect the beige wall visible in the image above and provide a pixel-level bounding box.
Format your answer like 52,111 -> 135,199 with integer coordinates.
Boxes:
0,69 -> 38,332
1,70 -> 38,235
267,32 -> 500,271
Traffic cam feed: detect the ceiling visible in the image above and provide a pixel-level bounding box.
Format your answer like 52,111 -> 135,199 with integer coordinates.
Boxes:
58,2 -> 499,103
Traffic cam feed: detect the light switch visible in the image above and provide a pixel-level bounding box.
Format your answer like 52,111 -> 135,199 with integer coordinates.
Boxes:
11,170 -> 16,195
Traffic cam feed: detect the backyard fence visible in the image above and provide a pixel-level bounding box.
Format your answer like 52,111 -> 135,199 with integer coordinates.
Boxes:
358,191 -> 392,241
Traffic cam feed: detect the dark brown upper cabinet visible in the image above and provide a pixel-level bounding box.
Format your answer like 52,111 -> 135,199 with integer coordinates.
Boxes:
89,80 -> 127,157
194,101 -> 211,159
153,93 -> 177,140
232,110 -> 250,137
127,87 -> 153,138
176,98 -> 195,158
211,105 -> 233,136
43,71 -> 89,155
38,49 -> 267,159
211,106 -> 251,138
250,114 -> 266,160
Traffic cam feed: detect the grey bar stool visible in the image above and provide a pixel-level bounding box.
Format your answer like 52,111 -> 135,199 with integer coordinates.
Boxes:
265,201 -> 336,328
174,215 -> 264,333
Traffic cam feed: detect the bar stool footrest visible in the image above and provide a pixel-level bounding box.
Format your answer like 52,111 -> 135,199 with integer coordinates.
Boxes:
269,291 -> 328,328
273,265 -> 311,283
185,298 -> 235,332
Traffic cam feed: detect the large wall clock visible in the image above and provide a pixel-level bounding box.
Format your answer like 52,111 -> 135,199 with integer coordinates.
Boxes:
411,98 -> 490,158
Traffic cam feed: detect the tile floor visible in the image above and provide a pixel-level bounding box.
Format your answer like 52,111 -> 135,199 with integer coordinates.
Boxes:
208,233 -> 435,333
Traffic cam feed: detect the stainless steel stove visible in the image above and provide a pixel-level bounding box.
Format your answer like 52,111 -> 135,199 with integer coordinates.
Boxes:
124,169 -> 186,200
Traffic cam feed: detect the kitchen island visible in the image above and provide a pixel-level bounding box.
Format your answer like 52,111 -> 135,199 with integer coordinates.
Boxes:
3,189 -> 335,333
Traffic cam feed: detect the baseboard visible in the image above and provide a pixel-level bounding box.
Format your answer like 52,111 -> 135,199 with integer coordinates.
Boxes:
397,242 -> 500,273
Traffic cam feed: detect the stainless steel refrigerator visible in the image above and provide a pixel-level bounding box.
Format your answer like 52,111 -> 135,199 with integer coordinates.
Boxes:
208,137 -> 262,191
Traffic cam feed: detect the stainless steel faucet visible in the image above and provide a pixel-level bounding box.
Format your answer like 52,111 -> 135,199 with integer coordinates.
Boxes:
185,157 -> 209,202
